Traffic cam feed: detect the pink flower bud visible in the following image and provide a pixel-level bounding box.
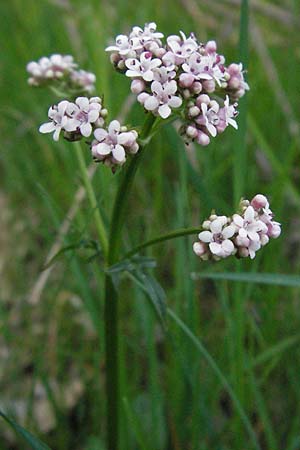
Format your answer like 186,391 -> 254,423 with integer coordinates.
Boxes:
179,73 -> 195,88
193,242 -> 207,256
228,76 -> 240,90
192,82 -> 202,94
186,125 -> 198,139
196,94 -> 210,107
267,223 -> 281,239
197,131 -> 210,146
131,79 -> 146,94
251,194 -> 269,210
228,63 -> 240,75
189,106 -> 200,117
202,79 -> 216,93
205,40 -> 217,54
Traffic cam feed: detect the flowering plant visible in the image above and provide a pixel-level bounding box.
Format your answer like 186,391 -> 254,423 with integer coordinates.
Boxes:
26,22 -> 280,450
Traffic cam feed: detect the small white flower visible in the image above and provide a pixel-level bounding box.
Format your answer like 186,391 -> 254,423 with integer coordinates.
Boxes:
197,101 -> 220,137
166,31 -> 198,65
182,52 -> 213,82
197,216 -> 236,258
68,97 -> 103,137
217,96 -> 238,133
130,22 -> 164,43
27,54 -> 76,85
106,34 -> 141,56
39,100 -> 75,141
92,120 -> 139,167
125,52 -> 162,81
233,206 -> 268,258
138,79 -> 182,118
70,70 -> 96,93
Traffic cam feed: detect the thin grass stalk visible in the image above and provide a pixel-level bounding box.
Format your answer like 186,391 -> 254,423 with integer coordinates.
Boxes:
74,142 -> 108,258
104,113 -> 157,450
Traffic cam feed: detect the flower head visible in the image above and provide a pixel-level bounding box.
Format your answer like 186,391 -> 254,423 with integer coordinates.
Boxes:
193,195 -> 281,261
91,120 -> 139,169
27,54 -> 76,86
39,97 -> 106,141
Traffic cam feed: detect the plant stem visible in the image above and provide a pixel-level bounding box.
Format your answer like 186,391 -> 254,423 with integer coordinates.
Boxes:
123,227 -> 202,259
74,142 -> 108,258
104,113 -> 157,450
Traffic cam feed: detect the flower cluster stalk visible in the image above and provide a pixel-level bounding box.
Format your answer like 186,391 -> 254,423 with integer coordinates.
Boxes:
104,113 -> 156,450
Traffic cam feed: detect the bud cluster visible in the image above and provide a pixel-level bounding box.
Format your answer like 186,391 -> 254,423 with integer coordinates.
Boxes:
106,23 -> 249,145
26,54 -> 96,95
193,195 -> 281,261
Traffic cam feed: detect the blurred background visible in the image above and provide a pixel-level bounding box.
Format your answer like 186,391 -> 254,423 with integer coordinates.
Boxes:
1,0 -> 300,449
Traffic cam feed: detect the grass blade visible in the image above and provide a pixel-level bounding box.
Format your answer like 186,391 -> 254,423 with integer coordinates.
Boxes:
191,271 -> 300,287
0,410 -> 52,450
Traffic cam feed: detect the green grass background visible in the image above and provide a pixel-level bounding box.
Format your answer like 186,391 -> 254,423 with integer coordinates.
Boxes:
1,0 -> 300,449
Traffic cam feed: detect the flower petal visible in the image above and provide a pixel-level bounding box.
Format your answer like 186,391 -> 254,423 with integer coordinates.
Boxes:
198,231 -> 213,243
209,242 -> 222,255
96,143 -> 111,155
112,144 -> 126,163
222,225 -> 236,239
80,122 -> 92,137
39,122 -> 56,134
158,104 -> 171,119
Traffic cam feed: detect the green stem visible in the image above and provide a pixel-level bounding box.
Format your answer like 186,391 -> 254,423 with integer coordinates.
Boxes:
123,227 -> 202,260
104,113 -> 157,450
74,142 -> 108,259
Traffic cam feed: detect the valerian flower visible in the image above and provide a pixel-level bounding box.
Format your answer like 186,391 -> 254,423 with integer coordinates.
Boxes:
125,52 -> 162,82
39,97 -> 106,141
91,120 -> 139,168
193,195 -> 281,261
138,79 -> 182,118
27,54 -> 76,86
39,100 -> 75,141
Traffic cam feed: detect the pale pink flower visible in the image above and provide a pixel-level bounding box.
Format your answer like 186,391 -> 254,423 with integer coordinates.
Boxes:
39,100 -> 76,141
197,216 -> 236,258
125,52 -> 162,81
138,79 -> 182,118
67,97 -> 103,137
166,32 -> 198,65
217,96 -> 238,133
70,70 -> 96,93
92,120 -> 139,167
27,54 -> 76,86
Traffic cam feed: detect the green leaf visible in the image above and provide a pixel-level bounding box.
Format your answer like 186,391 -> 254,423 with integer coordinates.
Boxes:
106,256 -> 157,274
127,270 -> 167,328
0,409 -> 52,450
191,272 -> 300,287
167,309 -> 261,450
43,239 -> 100,269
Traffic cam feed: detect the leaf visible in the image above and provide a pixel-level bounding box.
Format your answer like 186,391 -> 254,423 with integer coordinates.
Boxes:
106,256 -> 157,274
167,309 -> 260,450
127,270 -> 167,329
43,239 -> 100,269
0,409 -> 52,450
191,272 -> 300,287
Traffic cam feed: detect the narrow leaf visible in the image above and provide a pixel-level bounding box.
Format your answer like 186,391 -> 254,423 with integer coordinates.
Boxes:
0,409 -> 52,450
191,272 -> 300,287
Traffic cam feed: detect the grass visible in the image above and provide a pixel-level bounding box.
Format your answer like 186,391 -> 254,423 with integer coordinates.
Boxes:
1,0 -> 300,449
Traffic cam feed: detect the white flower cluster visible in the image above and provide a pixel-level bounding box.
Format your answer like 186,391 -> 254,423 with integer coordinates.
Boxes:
106,23 -> 249,143
26,54 -> 96,94
39,96 -> 139,170
193,194 -> 281,261
91,120 -> 139,168
39,97 -> 106,141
